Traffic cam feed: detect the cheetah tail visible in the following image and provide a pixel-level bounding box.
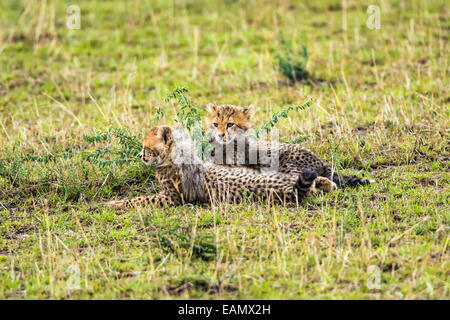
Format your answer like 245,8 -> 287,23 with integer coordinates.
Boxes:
331,173 -> 375,188
294,169 -> 318,199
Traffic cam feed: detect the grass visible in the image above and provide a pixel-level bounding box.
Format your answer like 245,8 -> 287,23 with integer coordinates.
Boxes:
0,0 -> 448,299
275,34 -> 309,83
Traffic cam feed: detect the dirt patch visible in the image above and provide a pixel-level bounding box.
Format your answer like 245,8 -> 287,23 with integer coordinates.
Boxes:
4,289 -> 27,298
0,250 -> 13,256
417,251 -> 447,263
415,177 -> 438,187
382,263 -> 401,272
164,278 -> 237,296
353,124 -> 376,136
7,32 -> 62,43
3,225 -> 34,240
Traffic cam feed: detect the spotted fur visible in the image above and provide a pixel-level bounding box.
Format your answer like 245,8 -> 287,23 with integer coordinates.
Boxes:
108,125 -> 319,209
208,104 -> 374,188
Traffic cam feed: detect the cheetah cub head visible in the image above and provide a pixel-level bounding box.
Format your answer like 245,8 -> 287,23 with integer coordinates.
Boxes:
141,125 -> 175,166
141,124 -> 199,167
208,103 -> 253,145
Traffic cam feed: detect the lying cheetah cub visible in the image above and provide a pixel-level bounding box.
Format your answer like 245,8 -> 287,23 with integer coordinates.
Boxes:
207,103 -> 374,188
109,125 -> 322,209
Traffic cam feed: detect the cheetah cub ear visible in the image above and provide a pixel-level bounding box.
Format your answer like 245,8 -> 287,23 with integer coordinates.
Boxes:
158,126 -> 173,144
207,102 -> 217,113
243,104 -> 254,119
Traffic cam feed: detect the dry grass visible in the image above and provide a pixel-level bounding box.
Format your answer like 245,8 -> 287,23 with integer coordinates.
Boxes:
0,0 -> 448,299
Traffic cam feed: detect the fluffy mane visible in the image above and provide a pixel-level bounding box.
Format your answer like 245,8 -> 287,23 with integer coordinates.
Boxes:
170,127 -> 208,203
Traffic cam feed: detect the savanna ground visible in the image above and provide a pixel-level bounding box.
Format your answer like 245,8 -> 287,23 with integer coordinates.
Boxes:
0,0 -> 448,299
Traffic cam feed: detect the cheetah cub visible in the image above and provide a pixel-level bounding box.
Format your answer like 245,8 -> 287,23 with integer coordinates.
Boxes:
207,103 -> 374,189
108,125 -> 321,209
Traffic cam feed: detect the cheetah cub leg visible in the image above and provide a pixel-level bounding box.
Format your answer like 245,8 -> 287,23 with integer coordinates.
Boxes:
309,177 -> 337,196
108,200 -> 128,209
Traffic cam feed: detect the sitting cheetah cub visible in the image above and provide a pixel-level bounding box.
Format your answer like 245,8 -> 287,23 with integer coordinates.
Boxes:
207,103 -> 374,188
109,125 -> 322,209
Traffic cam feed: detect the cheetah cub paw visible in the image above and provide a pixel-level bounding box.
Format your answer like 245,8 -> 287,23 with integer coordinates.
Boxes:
310,177 -> 337,195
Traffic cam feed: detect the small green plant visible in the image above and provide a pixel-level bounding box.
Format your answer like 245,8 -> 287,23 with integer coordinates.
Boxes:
286,134 -> 309,144
164,87 -> 202,130
23,127 -> 143,168
164,87 -> 212,158
275,34 -> 309,82
254,100 -> 312,138
0,148 -> 30,186
83,127 -> 143,168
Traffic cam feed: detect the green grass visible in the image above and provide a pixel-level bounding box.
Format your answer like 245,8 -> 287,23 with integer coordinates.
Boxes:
0,0 -> 448,299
